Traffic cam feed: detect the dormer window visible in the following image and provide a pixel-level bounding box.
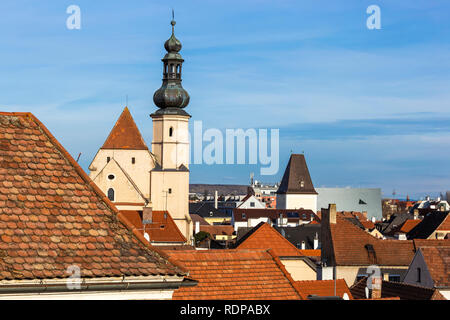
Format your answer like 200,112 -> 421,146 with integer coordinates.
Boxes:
300,180 -> 304,188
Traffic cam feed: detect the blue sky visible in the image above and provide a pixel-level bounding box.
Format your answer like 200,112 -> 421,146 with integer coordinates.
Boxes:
0,0 -> 449,199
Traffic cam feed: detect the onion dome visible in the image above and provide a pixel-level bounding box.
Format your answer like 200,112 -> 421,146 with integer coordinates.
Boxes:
152,16 -> 190,116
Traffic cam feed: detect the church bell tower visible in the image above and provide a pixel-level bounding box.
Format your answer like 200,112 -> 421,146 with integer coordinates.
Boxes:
150,15 -> 192,242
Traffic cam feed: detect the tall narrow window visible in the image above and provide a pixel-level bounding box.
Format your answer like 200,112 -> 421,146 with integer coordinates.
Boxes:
169,127 -> 173,137
107,188 -> 115,201
132,157 -> 135,164
417,268 -> 421,282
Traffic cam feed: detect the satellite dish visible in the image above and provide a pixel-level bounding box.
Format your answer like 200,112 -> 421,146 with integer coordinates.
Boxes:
365,287 -> 369,299
343,293 -> 349,300
144,232 -> 150,241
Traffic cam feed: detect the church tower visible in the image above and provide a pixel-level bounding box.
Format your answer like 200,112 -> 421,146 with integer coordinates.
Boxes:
150,16 -> 192,241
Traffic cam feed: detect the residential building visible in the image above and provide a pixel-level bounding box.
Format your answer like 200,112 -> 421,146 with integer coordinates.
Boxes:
274,224 -> 321,251
320,204 -> 418,285
276,154 -> 318,212
233,208 -> 318,231
350,276 -> 446,300
0,111 -> 191,299
407,211 -> 450,239
165,249 -> 305,300
189,202 -> 231,225
317,188 -> 382,220
251,180 -> 278,208
403,246 -> 450,299
236,193 -> 265,209
235,223 -> 318,281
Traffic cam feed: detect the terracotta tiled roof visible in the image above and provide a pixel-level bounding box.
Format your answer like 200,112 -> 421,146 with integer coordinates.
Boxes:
120,210 -> 186,243
200,225 -> 235,236
0,112 -> 185,280
419,246 -> 450,288
295,279 -> 353,299
101,107 -> 148,150
359,220 -> 375,230
298,249 -> 321,257
327,215 -> 416,266
350,277 -> 446,300
398,219 -> 421,233
413,239 -> 450,251
436,213 -> 450,231
166,249 -> 305,300
235,223 -> 303,257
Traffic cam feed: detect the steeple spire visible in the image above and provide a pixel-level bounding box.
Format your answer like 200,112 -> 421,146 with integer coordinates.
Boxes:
152,13 -> 190,116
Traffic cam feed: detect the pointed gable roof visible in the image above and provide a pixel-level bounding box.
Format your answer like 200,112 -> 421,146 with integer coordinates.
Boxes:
235,222 -> 304,257
277,154 -> 317,195
101,107 -> 148,150
0,111 -> 185,280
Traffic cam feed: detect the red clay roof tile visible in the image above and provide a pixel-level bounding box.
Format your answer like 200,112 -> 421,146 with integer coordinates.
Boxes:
120,210 -> 186,243
0,111 -> 186,280
328,215 -> 416,266
101,107 -> 148,150
166,249 -> 305,300
236,223 -> 303,257
295,279 -> 353,299
419,246 -> 450,288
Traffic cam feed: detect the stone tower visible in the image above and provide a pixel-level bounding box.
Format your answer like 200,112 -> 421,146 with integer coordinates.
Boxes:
150,17 -> 192,241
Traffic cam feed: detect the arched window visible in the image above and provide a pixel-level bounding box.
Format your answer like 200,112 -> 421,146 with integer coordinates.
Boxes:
107,188 -> 115,201
169,127 -> 173,137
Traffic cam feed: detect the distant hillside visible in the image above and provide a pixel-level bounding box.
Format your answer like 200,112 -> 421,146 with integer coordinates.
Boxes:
190,184 -> 250,196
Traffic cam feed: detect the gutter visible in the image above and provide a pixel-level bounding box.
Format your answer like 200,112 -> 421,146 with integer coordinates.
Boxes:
0,278 -> 198,295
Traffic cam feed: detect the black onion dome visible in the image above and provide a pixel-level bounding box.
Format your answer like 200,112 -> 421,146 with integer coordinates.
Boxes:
152,17 -> 190,114
164,21 -> 182,53
153,83 -> 190,109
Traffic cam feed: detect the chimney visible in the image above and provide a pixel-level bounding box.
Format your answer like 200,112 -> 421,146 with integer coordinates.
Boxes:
214,190 -> 218,209
362,211 -> 368,220
413,209 -> 419,220
143,207 -> 153,224
313,232 -> 319,249
371,276 -> 382,299
326,204 -> 337,224
195,221 -> 200,234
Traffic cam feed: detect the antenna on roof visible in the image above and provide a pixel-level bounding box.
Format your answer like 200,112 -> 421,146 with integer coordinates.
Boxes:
76,152 -> 82,162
